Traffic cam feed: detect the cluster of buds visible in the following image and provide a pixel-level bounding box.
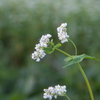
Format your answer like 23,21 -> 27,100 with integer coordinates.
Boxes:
43,85 -> 67,100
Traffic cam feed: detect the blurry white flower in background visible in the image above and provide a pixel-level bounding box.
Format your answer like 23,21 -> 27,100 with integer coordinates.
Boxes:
43,85 -> 67,100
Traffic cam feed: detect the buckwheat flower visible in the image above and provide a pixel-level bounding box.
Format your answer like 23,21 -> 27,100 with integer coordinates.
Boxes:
43,87 -> 55,100
32,34 -> 52,62
32,49 -> 46,62
43,85 -> 67,100
39,34 -> 52,48
57,23 -> 69,43
35,43 -> 41,50
54,85 -> 67,96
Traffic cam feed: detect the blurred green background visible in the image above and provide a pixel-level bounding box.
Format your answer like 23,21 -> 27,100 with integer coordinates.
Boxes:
0,0 -> 100,100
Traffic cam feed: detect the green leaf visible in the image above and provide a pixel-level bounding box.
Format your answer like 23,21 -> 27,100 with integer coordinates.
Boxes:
43,43 -> 62,54
50,39 -> 54,46
53,43 -> 62,50
64,54 -> 99,68
43,47 -> 54,54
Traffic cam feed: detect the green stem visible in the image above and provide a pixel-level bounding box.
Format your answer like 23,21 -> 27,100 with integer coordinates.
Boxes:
77,63 -> 94,100
56,48 -> 74,59
68,39 -> 94,100
65,94 -> 71,100
68,38 -> 77,55
56,48 -> 94,100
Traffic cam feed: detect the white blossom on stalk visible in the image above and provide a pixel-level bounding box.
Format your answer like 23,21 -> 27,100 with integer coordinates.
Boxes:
32,49 -> 46,62
43,85 -> 67,100
39,34 -> 52,48
31,34 -> 52,62
57,23 -> 69,43
54,85 -> 67,97
43,87 -> 55,100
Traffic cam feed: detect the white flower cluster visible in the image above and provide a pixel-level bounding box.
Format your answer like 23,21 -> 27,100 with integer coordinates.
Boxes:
57,23 -> 69,43
32,23 -> 70,62
43,85 -> 67,100
31,34 -> 52,62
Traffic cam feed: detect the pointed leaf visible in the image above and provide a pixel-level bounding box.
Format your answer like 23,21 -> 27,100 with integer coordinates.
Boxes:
43,43 -> 62,54
64,54 -> 99,68
53,43 -> 62,50
43,47 -> 54,54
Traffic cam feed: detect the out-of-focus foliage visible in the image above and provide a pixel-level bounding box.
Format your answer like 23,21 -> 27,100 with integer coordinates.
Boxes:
0,0 -> 100,100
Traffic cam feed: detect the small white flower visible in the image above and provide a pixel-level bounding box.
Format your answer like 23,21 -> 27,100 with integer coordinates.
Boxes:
35,43 -> 41,50
32,49 -> 46,62
57,23 -> 69,43
61,23 -> 67,27
43,85 -> 67,100
54,85 -> 67,96
31,34 -> 52,62
43,87 -> 54,100
39,34 -> 52,48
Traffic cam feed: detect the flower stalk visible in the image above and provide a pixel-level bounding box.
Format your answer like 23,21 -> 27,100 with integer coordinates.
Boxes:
77,63 -> 94,100
69,38 -> 94,100
65,94 -> 71,100
56,48 -> 74,59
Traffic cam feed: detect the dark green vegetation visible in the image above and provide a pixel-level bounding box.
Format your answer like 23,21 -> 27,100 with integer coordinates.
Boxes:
0,0 -> 100,100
